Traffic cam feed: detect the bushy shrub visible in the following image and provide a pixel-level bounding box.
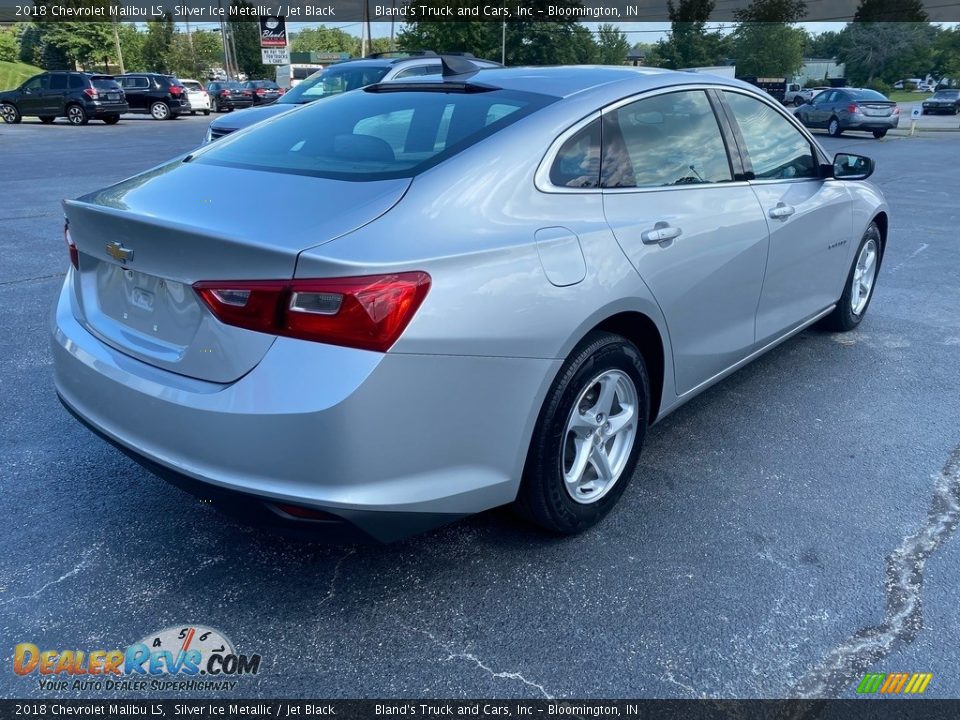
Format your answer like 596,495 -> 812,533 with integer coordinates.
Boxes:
867,79 -> 893,96
0,29 -> 18,64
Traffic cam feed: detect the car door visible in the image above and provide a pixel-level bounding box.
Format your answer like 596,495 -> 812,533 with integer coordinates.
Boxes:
720,90 -> 854,344
600,88 -> 771,395
122,76 -> 148,111
17,74 -> 47,115
804,90 -> 833,127
44,73 -> 68,115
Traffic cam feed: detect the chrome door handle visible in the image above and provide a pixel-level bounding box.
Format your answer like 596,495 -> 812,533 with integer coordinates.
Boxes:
768,202 -> 796,220
641,223 -> 682,245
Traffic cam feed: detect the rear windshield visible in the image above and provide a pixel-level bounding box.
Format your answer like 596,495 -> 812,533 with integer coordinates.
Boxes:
182,81 -> 203,91
849,89 -> 888,101
91,76 -> 120,91
219,82 -> 243,90
253,80 -> 279,89
196,87 -> 556,180
935,90 -> 960,98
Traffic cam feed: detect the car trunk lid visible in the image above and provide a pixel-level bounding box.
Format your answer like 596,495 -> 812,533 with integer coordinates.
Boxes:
64,159 -> 410,383
858,101 -> 896,117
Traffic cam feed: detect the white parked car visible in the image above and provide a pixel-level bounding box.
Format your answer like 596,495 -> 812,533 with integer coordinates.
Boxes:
180,79 -> 211,116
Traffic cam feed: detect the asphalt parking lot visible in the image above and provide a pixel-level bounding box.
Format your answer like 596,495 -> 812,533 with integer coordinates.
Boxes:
1,113 -> 959,700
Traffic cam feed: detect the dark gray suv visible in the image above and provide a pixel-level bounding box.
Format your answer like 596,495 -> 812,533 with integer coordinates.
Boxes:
0,72 -> 128,125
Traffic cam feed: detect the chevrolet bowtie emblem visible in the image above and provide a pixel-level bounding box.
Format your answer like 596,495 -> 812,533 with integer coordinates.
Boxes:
106,242 -> 134,263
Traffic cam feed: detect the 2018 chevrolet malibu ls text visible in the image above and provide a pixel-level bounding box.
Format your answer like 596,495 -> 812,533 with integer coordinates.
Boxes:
52,61 -> 888,542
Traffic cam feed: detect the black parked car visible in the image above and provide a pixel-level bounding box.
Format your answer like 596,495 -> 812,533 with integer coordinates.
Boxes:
922,89 -> 960,115
116,73 -> 187,120
0,72 -> 128,125
207,81 -> 254,113
242,80 -> 283,105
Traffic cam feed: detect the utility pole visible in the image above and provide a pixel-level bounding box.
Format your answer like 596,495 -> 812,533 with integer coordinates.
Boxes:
111,15 -> 125,74
501,21 -> 506,65
185,19 -> 196,75
360,0 -> 369,57
218,0 -> 230,78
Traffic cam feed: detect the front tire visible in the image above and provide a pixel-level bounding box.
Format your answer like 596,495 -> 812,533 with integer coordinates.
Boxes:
821,222 -> 883,332
828,117 -> 842,137
794,97 -> 805,107
515,331 -> 649,534
102,114 -> 120,125
66,104 -> 88,125
1,102 -> 22,124
150,101 -> 170,120
203,109 -> 210,116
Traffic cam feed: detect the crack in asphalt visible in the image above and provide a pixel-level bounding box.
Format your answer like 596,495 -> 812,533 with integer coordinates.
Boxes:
0,272 -> 65,287
0,544 -> 101,606
403,625 -> 553,699
792,443 -> 960,699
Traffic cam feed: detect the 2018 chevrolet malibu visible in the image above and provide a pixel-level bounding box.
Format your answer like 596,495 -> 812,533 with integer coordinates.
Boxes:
52,61 -> 888,542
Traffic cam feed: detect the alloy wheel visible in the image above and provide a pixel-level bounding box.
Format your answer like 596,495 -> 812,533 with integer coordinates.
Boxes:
850,237 -> 879,316
562,369 -> 639,504
1,104 -> 20,123
67,106 -> 85,125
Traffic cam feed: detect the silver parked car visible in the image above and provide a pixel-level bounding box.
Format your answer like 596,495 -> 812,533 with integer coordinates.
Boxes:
52,62 -> 889,542
796,87 -> 900,138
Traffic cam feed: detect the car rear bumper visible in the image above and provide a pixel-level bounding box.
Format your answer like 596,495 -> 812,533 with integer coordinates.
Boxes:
218,99 -> 254,109
844,115 -> 899,130
51,274 -> 557,541
88,102 -> 129,115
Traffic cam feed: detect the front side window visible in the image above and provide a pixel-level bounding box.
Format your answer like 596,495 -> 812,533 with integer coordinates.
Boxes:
289,66 -> 390,102
602,90 -> 733,189
22,75 -> 45,91
723,91 -> 818,181
196,87 -> 556,180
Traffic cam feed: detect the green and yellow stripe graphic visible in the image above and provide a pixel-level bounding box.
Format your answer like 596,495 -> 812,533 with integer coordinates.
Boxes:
856,672 -> 932,695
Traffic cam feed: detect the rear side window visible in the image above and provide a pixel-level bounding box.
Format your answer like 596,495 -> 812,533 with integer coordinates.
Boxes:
196,88 -> 556,180
48,74 -> 68,91
550,120 -> 601,188
69,75 -> 85,90
601,90 -> 733,189
723,91 -> 818,180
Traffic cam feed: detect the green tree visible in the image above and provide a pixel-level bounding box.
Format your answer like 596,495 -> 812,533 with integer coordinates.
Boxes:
39,22 -> 115,69
17,23 -> 43,65
656,0 -> 728,69
0,28 -> 18,63
397,21 -> 500,60
804,29 -> 843,58
853,0 -> 927,22
142,15 -> 175,73
168,29 -> 224,78
933,26 -> 960,79
228,2 -> 269,78
116,22 -> 145,71
595,23 -> 629,65
729,0 -> 806,77
291,25 -> 358,55
837,21 -> 936,83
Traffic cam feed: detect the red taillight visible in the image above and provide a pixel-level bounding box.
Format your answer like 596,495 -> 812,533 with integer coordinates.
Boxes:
169,85 -> 183,96
278,88 -> 286,95
847,103 -> 860,114
242,90 -> 253,96
220,90 -> 230,97
893,105 -> 900,115
193,272 -> 431,352
83,87 -> 98,100
255,88 -> 266,95
64,221 -> 78,270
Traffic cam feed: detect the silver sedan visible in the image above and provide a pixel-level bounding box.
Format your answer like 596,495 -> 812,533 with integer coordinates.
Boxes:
52,62 -> 889,541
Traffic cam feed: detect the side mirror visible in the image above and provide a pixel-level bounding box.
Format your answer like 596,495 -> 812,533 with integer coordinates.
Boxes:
832,152 -> 875,181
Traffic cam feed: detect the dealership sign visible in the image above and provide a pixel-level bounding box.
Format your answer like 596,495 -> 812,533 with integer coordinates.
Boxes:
261,47 -> 291,65
259,15 -> 287,48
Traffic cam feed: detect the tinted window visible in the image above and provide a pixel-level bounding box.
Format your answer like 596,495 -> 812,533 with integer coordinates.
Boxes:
812,90 -> 833,104
48,74 -> 68,91
197,87 -> 555,180
849,89 -> 888,101
550,119 -> 601,189
69,74 -> 85,89
287,65 -> 390,102
602,90 -> 732,189
91,77 -> 120,91
723,91 -> 818,180
935,90 -> 960,99
393,66 -> 431,79
182,81 -> 203,91
22,75 -> 45,91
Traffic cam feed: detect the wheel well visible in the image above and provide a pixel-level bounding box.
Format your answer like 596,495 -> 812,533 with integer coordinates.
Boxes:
873,211 -> 888,257
593,312 -> 665,424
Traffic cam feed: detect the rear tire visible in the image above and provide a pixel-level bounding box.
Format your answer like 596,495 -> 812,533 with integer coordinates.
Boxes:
39,115 -> 55,124
150,101 -> 170,120
821,222 -> 883,332
1,102 -> 21,124
873,129 -> 887,138
203,109 -> 210,116
515,331 -> 650,535
828,117 -> 842,137
66,104 -> 88,125
794,97 -> 805,107
102,115 -> 120,125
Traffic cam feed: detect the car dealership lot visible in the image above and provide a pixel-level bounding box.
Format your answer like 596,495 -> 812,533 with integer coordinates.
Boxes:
1,114 -> 959,699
